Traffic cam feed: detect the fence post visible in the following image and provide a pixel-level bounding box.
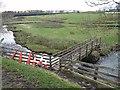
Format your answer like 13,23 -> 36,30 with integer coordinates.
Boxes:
1,48 -> 7,57
59,58 -> 62,71
94,65 -> 98,80
32,52 -> 34,60
71,53 -> 73,61
96,38 -> 98,46
86,44 -> 88,56
99,37 -> 101,47
91,40 -> 93,51
49,54 -> 52,70
79,47 -> 81,61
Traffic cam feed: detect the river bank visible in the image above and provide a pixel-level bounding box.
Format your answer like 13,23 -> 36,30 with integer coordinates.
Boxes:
99,43 -> 120,56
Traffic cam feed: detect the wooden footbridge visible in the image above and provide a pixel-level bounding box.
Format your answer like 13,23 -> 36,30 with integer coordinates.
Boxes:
1,37 -> 120,88
51,37 -> 119,88
53,37 -> 101,69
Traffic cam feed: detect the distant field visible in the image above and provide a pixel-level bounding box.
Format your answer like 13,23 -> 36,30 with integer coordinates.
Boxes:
8,13 -> 118,53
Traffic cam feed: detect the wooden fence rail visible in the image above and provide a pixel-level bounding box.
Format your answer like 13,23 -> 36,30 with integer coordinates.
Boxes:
63,62 -> 120,86
63,61 -> 120,86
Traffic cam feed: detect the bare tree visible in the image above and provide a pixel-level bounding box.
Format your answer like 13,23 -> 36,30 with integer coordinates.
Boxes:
0,1 -> 4,33
0,2 -> 3,7
0,1 -> 5,8
0,2 -> 3,90
0,2 -> 2,29
85,0 -> 120,7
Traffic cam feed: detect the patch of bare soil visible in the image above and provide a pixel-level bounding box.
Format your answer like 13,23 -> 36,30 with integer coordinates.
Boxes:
2,69 -> 36,88
13,17 -> 25,21
52,69 -> 97,90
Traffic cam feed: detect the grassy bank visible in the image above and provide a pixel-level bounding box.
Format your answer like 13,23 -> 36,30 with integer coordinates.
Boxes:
2,57 -> 80,88
8,13 -> 118,53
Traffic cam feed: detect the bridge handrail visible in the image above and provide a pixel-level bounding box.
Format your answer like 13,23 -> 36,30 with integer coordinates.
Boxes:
53,37 -> 100,57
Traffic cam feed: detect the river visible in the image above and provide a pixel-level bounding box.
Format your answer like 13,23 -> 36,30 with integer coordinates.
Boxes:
0,25 -> 30,52
97,51 -> 119,82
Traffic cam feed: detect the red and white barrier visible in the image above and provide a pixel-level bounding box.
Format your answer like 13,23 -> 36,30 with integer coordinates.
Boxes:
1,48 -> 59,69
32,54 -> 36,66
18,51 -> 22,63
38,54 -> 44,67
26,52 -> 32,65
10,50 -> 17,60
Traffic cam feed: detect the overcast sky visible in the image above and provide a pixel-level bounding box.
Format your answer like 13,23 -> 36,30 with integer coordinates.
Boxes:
1,0 -> 118,12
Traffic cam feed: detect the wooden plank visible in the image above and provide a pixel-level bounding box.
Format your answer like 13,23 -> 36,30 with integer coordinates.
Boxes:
65,70 -> 115,88
60,47 -> 80,58
73,64 -> 120,79
96,65 -> 120,72
68,66 -> 120,85
51,60 -> 59,65
51,57 -> 60,62
61,61 -> 71,68
61,44 -> 88,59
78,61 -> 120,72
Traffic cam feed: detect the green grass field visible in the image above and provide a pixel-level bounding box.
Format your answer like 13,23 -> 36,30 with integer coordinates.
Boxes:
2,57 -> 80,88
8,13 -> 118,53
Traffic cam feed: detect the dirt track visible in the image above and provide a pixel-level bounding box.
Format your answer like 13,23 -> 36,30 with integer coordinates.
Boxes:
2,69 -> 36,88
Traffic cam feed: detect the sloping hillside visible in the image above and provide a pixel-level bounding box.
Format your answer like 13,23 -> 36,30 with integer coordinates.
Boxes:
2,57 -> 80,88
